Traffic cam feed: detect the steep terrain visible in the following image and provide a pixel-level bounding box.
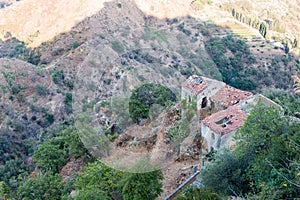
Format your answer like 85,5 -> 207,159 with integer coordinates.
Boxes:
0,0 -> 299,198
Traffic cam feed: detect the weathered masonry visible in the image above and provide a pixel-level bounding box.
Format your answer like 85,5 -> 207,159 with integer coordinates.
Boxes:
181,75 -> 281,152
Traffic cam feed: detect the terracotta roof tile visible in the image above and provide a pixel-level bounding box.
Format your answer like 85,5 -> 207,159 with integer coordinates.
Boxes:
182,75 -> 208,95
211,85 -> 252,107
202,106 -> 248,135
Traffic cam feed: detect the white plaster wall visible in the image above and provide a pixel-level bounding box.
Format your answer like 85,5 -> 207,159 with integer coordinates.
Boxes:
181,87 -> 193,102
238,94 -> 281,114
196,81 -> 225,110
201,122 -> 235,151
220,131 -> 235,149
201,123 -> 220,151
238,95 -> 257,114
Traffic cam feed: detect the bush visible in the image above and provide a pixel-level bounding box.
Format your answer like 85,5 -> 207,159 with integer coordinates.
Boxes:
129,84 -> 176,123
50,69 -> 65,85
111,40 -> 124,53
17,172 -> 63,200
64,93 -> 72,105
33,128 -> 86,172
263,89 -> 300,116
201,149 -> 250,196
72,41 -> 80,49
51,48 -> 64,56
74,161 -> 163,200
45,113 -> 54,124
35,85 -> 48,96
11,84 -> 20,94
0,158 -> 29,185
33,139 -> 68,172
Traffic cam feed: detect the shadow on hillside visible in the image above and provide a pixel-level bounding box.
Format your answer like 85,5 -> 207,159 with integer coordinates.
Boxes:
0,0 -> 298,93
0,0 -> 299,182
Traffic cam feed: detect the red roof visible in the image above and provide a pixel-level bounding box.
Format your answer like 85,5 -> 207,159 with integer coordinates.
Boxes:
182,75 -> 208,95
202,106 -> 248,135
210,85 -> 252,107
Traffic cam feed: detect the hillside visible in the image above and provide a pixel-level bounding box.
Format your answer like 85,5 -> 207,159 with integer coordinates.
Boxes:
2,0 -> 300,52
0,0 -> 299,199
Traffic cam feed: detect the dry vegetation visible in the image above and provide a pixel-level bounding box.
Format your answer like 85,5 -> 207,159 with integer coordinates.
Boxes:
0,0 -> 299,198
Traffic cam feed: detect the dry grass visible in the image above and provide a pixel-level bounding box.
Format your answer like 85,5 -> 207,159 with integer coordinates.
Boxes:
0,0 -> 192,47
217,20 -> 260,39
0,0 -> 113,47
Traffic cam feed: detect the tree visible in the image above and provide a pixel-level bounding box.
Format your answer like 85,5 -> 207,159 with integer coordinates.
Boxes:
17,172 -> 63,200
73,161 -> 163,200
263,88 -> 300,116
201,105 -> 300,199
201,149 -> 250,196
0,158 -> 29,191
129,83 -> 176,123
0,181 -> 9,198
234,104 -> 300,199
35,84 -> 48,96
119,170 -> 163,200
33,128 -> 87,173
74,161 -> 122,199
72,187 -> 110,200
33,138 -> 69,172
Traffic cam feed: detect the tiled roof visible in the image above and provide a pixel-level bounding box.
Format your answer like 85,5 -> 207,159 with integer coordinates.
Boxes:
202,106 -> 248,136
210,85 -> 252,108
182,75 -> 208,95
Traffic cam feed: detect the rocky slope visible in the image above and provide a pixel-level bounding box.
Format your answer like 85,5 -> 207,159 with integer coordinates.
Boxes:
0,0 -> 299,198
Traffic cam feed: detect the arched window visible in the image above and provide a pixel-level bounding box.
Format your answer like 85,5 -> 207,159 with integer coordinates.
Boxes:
201,97 -> 207,108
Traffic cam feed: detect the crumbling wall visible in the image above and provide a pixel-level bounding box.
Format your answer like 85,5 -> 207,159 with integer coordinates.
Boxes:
201,122 -> 219,151
181,87 -> 194,103
196,81 -> 225,110
238,94 -> 281,114
200,122 -> 235,151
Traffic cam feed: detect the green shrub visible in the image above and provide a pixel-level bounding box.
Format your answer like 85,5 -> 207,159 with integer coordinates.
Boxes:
72,41 -> 80,49
50,69 -> 65,85
19,72 -> 27,77
51,48 -> 64,56
64,93 -> 72,105
263,89 -> 300,116
0,158 -> 29,185
11,84 -> 20,94
17,92 -> 25,103
44,113 -> 54,125
33,128 -> 86,172
35,84 -> 48,96
111,40 -> 124,53
129,84 -> 176,123
107,133 -> 119,141
17,172 -> 63,200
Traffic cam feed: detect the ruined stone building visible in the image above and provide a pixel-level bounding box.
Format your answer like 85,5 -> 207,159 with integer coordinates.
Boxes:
201,105 -> 248,151
181,75 -> 226,111
181,75 -> 280,152
292,75 -> 300,94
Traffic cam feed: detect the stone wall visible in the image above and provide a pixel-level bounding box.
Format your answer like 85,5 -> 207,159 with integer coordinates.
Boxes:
196,80 -> 225,111
201,122 -> 235,152
238,94 -> 281,114
181,87 -> 194,103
